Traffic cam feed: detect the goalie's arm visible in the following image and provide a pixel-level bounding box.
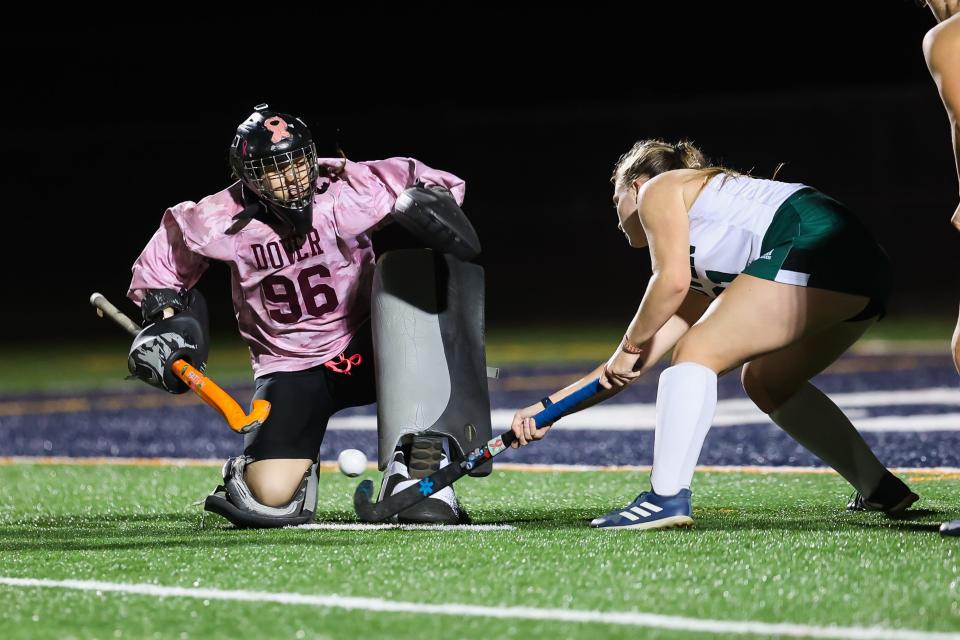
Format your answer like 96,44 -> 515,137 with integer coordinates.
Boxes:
358,158 -> 479,260
128,209 -> 211,321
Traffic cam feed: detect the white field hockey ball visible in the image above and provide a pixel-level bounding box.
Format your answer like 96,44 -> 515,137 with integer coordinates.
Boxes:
337,449 -> 368,477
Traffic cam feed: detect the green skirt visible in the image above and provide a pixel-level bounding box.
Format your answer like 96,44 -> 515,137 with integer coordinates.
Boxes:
741,188 -> 893,320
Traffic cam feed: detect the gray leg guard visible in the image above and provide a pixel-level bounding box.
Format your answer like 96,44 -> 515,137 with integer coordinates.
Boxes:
203,456 -> 318,528
372,249 -> 493,476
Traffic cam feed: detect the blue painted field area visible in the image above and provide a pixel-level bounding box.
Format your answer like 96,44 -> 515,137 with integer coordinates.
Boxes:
1,353 -> 958,469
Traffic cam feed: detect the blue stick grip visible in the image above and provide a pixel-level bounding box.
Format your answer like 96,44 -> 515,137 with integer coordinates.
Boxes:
531,379 -> 604,426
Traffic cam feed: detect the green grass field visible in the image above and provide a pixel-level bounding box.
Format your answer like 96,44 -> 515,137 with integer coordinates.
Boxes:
1,463 -> 958,639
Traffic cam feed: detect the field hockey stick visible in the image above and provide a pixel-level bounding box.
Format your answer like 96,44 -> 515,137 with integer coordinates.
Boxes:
353,378 -> 604,522
89,292 -> 271,434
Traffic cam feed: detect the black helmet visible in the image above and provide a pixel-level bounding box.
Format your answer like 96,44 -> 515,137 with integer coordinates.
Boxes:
229,104 -> 318,236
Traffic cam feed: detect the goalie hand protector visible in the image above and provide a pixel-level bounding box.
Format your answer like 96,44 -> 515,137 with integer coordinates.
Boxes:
128,289 -> 210,394
392,184 -> 481,261
140,288 -> 190,324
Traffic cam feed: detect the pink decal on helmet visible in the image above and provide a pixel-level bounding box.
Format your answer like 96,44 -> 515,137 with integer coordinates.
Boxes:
265,117 -> 292,144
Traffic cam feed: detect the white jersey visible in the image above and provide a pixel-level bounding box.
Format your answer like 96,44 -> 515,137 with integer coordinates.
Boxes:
686,174 -> 807,298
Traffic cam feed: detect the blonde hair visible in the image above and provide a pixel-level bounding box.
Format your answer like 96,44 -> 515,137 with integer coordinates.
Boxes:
611,139 -> 736,190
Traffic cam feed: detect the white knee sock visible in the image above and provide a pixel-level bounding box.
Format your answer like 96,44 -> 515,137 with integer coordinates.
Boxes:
769,382 -> 887,495
650,362 -> 718,496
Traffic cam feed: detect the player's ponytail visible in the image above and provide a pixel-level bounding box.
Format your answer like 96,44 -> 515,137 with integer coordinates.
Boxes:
612,139 -> 737,189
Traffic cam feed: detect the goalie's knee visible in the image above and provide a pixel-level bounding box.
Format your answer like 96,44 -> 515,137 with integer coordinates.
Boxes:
203,456 -> 318,528
245,458 -> 315,507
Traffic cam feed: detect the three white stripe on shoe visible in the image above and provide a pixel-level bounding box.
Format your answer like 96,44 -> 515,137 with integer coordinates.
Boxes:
619,502 -> 663,521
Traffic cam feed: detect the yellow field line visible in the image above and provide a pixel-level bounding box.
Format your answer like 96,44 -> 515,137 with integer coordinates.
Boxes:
0,394 -> 203,417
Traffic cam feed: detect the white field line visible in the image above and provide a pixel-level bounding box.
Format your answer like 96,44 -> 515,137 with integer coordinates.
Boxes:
324,387 -> 960,432
291,523 -> 514,531
0,577 -> 956,640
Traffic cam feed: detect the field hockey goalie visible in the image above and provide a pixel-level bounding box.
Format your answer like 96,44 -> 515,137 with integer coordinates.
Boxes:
204,184 -> 495,528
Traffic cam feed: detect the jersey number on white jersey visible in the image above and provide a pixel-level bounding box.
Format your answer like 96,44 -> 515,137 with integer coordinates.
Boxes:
689,245 -> 737,298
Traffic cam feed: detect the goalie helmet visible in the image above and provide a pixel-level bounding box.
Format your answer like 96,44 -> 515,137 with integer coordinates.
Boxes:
229,104 -> 319,236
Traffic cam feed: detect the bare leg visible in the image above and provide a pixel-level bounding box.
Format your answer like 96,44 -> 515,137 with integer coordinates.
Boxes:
245,458 -> 313,507
953,304 -> 960,374
741,320 -> 906,499
923,5 -> 960,229
651,274 -> 871,495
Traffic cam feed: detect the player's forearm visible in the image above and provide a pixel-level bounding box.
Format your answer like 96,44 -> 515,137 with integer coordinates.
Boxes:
540,363 -> 622,413
624,271 -> 689,345
541,315 -> 691,414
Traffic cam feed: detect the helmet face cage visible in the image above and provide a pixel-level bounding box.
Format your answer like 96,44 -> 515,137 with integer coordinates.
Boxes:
242,142 -> 318,209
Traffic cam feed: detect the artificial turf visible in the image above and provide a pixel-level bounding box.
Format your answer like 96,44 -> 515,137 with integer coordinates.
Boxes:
0,463 -> 957,639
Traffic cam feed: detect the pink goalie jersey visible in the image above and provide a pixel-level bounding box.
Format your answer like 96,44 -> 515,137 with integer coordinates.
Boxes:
128,157 -> 466,377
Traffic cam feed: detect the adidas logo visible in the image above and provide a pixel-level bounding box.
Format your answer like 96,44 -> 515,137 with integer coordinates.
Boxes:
618,501 -> 664,521
757,250 -> 774,261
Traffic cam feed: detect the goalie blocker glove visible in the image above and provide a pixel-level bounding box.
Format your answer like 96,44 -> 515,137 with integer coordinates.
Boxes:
128,289 -> 210,394
392,184 -> 481,261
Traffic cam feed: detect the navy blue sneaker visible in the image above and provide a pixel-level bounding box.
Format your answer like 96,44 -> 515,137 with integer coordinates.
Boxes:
941,520 -> 960,537
590,489 -> 693,530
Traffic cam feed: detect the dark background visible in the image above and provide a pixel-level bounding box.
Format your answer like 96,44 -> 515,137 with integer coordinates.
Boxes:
4,3 -> 957,347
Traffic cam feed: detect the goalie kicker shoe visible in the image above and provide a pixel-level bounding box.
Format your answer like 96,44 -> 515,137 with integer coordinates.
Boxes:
590,489 -> 694,530
378,435 -> 469,525
846,471 -> 919,515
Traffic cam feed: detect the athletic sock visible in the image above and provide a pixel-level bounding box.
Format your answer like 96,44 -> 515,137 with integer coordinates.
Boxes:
769,382 -> 888,495
650,362 -> 718,496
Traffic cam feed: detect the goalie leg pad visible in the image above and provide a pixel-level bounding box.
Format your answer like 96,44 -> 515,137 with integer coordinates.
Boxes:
203,456 -> 318,528
372,249 -> 493,476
